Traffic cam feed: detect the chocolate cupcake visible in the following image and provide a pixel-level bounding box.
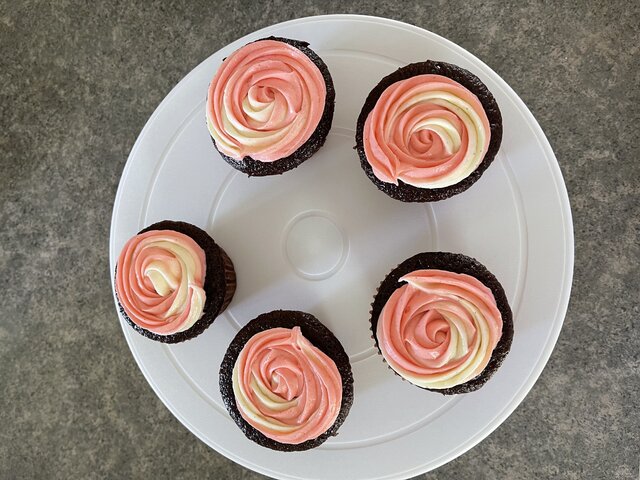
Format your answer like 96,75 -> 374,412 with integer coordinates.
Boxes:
114,220 -> 236,344
355,61 -> 502,202
206,37 -> 335,176
219,310 -> 353,451
370,252 -> 513,394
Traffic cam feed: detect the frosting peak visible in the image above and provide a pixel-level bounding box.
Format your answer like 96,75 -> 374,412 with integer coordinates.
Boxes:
232,327 -> 342,444
363,74 -> 491,188
376,269 -> 502,389
115,230 -> 207,335
206,39 -> 326,162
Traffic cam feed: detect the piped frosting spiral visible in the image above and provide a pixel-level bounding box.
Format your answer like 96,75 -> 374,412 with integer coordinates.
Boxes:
232,327 -> 342,444
206,39 -> 326,162
376,269 -> 503,389
115,230 -> 206,335
363,74 -> 491,188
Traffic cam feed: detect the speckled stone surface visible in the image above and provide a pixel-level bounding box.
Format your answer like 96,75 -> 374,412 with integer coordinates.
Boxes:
1,1 -> 638,479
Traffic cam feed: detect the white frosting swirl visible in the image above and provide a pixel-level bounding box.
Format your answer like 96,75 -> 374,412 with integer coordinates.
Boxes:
232,327 -> 342,444
377,269 -> 503,389
206,39 -> 326,162
115,230 -> 207,335
363,74 -> 491,188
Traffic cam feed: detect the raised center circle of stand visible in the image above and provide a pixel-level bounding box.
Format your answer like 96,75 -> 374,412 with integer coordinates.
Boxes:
283,211 -> 348,280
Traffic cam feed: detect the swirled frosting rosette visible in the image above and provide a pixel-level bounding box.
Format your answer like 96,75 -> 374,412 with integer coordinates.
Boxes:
356,61 -> 502,202
114,221 -> 236,343
232,327 -> 342,444
116,230 -> 206,335
220,311 -> 353,451
371,252 -> 513,394
364,74 -> 490,188
206,37 -> 334,176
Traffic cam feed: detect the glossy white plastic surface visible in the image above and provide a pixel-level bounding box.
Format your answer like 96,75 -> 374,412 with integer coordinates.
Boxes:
110,15 -> 573,480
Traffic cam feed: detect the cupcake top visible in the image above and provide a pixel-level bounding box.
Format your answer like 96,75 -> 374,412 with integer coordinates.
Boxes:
363,74 -> 491,189
376,269 -> 503,389
232,326 -> 343,445
206,38 -> 327,162
115,230 -> 207,336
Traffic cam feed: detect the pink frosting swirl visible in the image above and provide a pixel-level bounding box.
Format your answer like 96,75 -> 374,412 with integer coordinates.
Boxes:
115,230 -> 207,335
377,270 -> 502,389
232,327 -> 342,444
206,39 -> 326,162
364,74 -> 491,188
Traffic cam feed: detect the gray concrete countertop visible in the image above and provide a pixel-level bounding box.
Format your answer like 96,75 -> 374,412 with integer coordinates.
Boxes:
1,1 -> 638,478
